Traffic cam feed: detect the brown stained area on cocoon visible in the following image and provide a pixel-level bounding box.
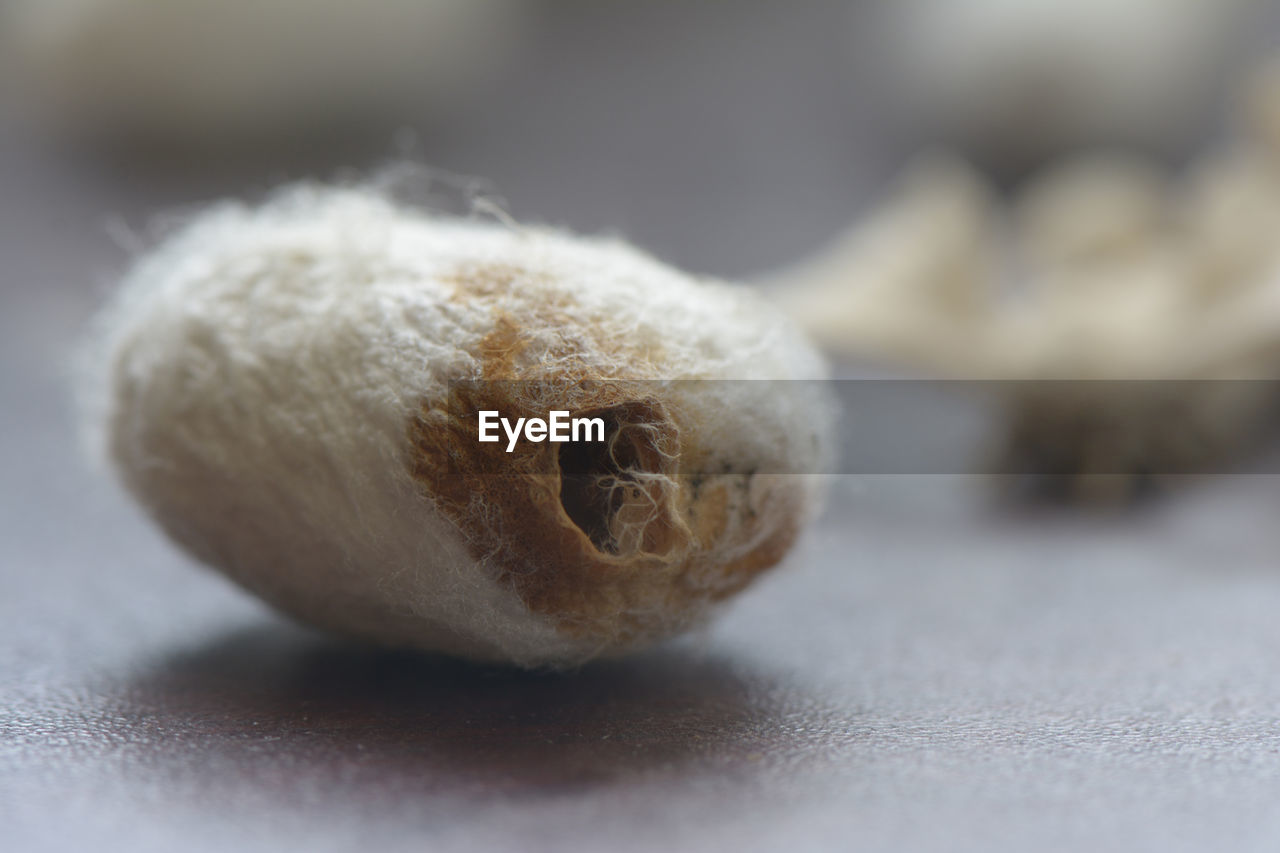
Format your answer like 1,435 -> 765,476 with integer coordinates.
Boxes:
555,401 -> 682,557
405,264 -> 802,647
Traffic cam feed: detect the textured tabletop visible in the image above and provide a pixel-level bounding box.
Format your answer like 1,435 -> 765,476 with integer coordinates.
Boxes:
5,3 -> 1280,852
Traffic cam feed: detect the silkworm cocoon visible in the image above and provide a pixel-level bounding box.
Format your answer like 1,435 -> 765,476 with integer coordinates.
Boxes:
1015,156 -> 1171,273
769,151 -> 1280,502
992,155 -> 1280,502
2,0 -> 522,142
1182,148 -> 1280,297
84,184 -> 834,667
768,156 -> 1000,371
1010,155 -> 1193,358
989,150 -> 1277,500
1178,62 -> 1280,296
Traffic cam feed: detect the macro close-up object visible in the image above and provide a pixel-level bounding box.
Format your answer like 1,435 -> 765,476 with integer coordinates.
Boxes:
11,4 -> 1280,853
86,184 -> 834,666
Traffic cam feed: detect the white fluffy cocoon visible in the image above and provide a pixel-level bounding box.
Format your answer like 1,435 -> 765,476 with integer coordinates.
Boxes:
85,184 -> 835,667
2,0 -> 523,141
767,156 -> 1000,372
769,57 -> 1280,502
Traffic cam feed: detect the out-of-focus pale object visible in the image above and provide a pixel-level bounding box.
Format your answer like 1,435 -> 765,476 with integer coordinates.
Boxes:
1183,59 -> 1280,296
1009,155 -> 1192,368
1015,155 -> 1170,272
1,0 -> 524,143
768,156 -> 1000,371
1243,55 -> 1280,157
876,0 -> 1259,162
992,125 -> 1280,498
1183,148 -> 1280,296
771,56 -> 1280,502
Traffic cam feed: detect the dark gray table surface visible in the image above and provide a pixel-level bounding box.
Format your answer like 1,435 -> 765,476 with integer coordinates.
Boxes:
6,3 -> 1280,851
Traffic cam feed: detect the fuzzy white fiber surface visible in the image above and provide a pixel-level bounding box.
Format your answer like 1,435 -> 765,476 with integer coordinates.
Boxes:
85,184 -> 834,667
